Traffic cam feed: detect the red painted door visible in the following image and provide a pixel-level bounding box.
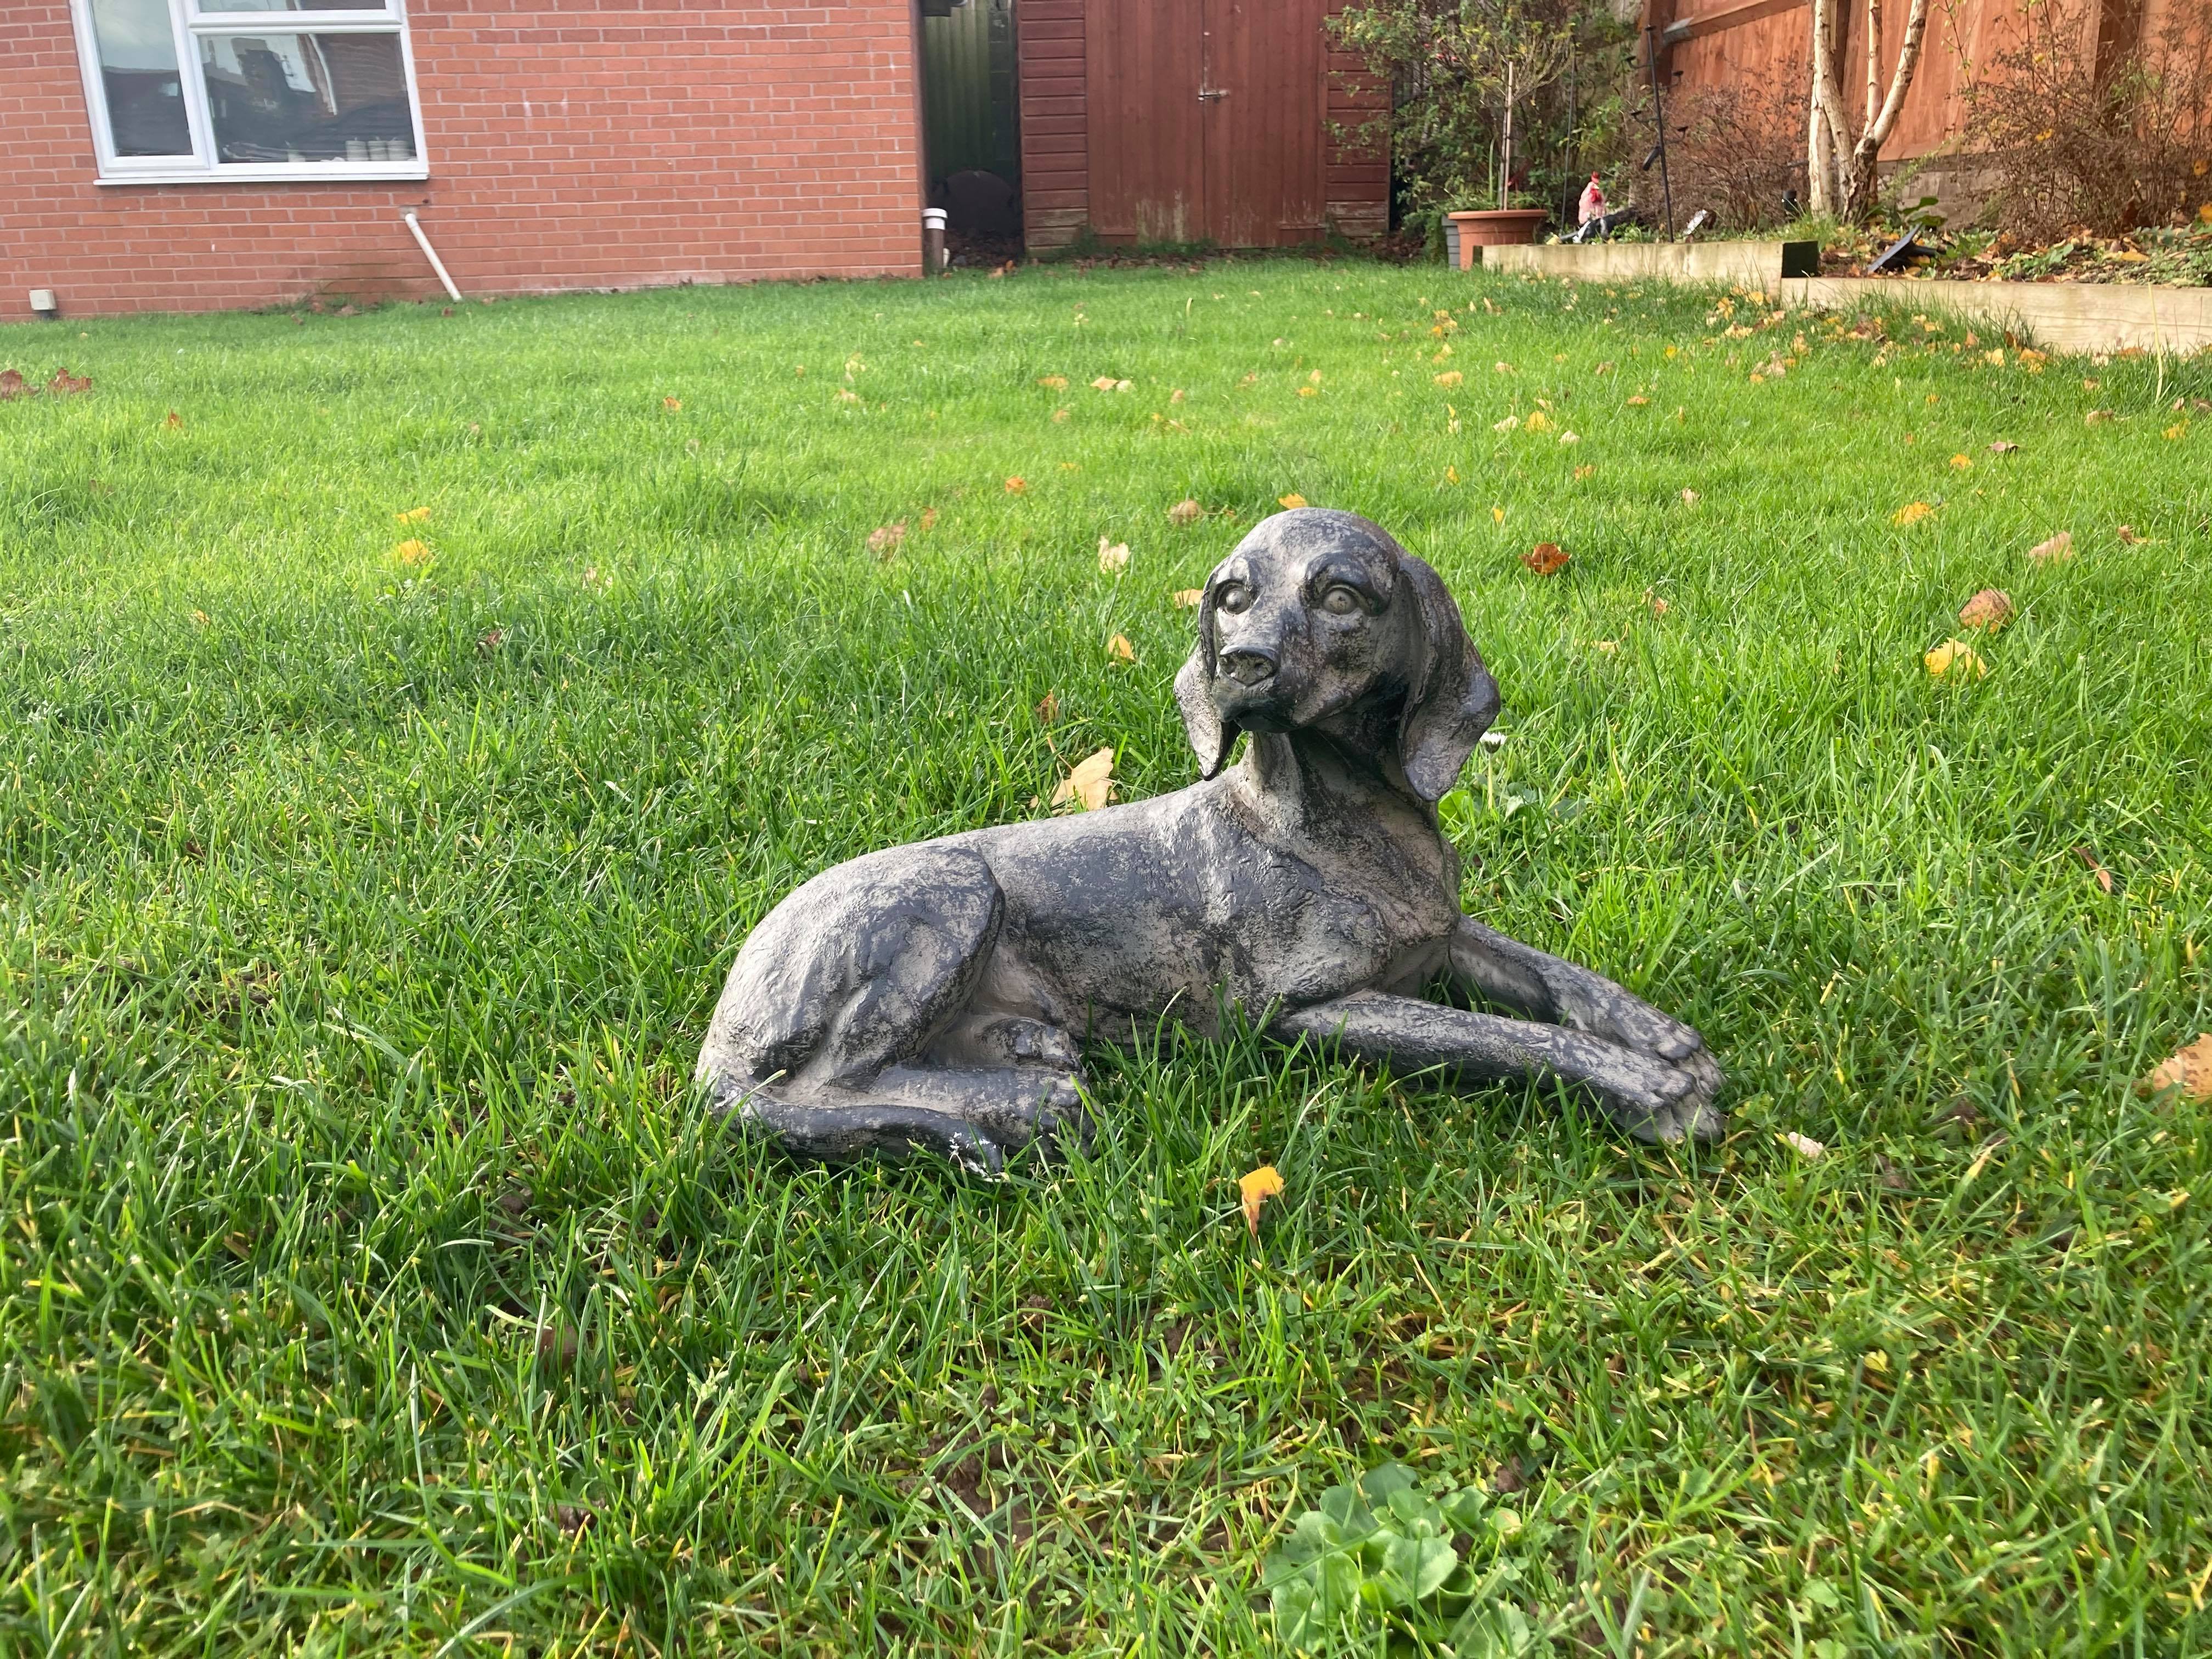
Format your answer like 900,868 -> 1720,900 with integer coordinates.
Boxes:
1085,0 -> 1207,242
1201,0 -> 1328,247
1084,0 -> 1329,248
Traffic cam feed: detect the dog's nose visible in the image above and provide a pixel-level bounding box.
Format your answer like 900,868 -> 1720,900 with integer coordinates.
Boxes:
1219,646 -> 1278,686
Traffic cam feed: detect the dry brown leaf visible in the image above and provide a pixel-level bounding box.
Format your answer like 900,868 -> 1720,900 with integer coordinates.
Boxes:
835,388 -> 862,405
919,507 -> 939,531
1988,439 -> 2019,454
1680,488 -> 1700,505
1278,493 -> 1308,510
2075,845 -> 2115,893
2028,531 -> 2074,563
1958,589 -> 2013,631
2117,524 -> 2146,545
1098,537 -> 1130,575
1167,498 -> 1201,525
1521,542 -> 1570,577
1781,1131 -> 1826,1159
164,410 -> 183,430
663,396 -> 681,412
1626,394 -> 1650,407
1573,464 -> 1595,481
1171,588 -> 1204,608
1091,376 -> 1118,391
47,369 -> 92,396
1051,407 -> 1071,424
1492,414 -> 1520,432
1005,476 -> 1027,494
1435,370 -> 1463,386
2085,409 -> 2114,425
1050,745 -> 1115,812
1171,388 -> 1186,404
1034,691 -> 1059,724
1106,633 -> 1136,664
0,369 -> 26,400
1924,639 -> 1986,680
1239,1164 -> 1285,1238
2138,1034 -> 2212,1103
1037,375 -> 1068,390
478,627 -> 504,653
867,521 -> 906,558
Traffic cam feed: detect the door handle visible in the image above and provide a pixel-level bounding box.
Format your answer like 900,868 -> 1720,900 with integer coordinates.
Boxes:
1198,88 -> 1228,100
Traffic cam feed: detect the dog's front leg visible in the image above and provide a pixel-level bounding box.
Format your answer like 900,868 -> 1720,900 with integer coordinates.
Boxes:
1451,917 -> 1721,1094
1277,990 -> 1719,1143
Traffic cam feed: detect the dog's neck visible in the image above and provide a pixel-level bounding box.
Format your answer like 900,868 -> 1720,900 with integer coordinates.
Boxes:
1234,714 -> 1442,853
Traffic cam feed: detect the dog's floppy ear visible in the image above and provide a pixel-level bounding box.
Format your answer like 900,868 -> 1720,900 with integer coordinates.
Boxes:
1174,589 -> 1239,777
1395,556 -> 1502,802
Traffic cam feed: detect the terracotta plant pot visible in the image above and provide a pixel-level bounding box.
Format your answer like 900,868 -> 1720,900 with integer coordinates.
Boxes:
1447,208 -> 1550,267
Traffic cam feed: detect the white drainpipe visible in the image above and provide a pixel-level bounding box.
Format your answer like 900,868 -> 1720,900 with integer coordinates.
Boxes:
402,210 -> 464,302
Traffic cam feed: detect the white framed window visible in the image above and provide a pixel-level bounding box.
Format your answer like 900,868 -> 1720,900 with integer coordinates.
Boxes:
70,0 -> 428,184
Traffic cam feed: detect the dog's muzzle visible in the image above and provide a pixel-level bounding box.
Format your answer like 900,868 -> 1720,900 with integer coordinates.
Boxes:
1218,647 -> 1277,687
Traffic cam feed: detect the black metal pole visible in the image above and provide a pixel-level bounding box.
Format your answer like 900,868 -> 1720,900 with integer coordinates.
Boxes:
1645,24 -> 1676,241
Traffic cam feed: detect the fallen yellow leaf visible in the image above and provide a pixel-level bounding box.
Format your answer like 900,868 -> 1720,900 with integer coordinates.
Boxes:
1781,1131 -> 1826,1159
1239,1164 -> 1285,1238
1950,453 -> 1972,470
1491,505 -> 1506,524
1924,639 -> 1987,680
1523,411 -> 1551,433
1005,476 -> 1028,494
1051,745 -> 1115,812
1038,375 -> 1069,390
1098,537 -> 1131,574
1278,493 -> 1308,510
1492,414 -> 1519,431
2138,1034 -> 2212,1103
1627,395 -> 1650,406
1893,501 -> 1934,526
392,539 -> 431,565
1091,376 -> 1118,391
663,396 -> 681,412
394,505 -> 431,523
1171,588 -> 1203,608
1107,633 -> 1136,663
1435,370 -> 1463,386
1573,464 -> 1595,481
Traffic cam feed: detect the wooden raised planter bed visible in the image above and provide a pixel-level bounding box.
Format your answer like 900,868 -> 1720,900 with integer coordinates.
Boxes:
1477,239 -> 2212,356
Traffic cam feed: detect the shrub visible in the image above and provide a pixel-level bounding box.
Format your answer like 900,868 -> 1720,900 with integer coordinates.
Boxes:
1961,0 -> 2212,241
1661,52 -> 1814,231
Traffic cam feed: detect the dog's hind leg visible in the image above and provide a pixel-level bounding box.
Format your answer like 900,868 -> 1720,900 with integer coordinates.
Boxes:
1277,990 -> 1721,1144
697,844 -> 1088,1170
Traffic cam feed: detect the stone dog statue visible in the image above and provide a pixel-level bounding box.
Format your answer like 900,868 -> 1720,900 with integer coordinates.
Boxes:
697,508 -> 1722,1171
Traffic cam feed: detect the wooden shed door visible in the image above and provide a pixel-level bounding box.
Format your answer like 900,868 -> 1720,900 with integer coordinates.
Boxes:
1086,0 -> 1328,247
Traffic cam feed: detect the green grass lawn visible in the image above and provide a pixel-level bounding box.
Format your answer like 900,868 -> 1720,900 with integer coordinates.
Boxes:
3,258 -> 2209,1657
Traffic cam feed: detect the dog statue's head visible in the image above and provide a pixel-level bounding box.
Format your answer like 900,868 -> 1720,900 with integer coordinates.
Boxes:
1174,509 -> 1500,802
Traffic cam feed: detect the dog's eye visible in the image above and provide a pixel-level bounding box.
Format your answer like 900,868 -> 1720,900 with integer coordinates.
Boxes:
1215,582 -> 1252,614
1320,585 -> 1363,616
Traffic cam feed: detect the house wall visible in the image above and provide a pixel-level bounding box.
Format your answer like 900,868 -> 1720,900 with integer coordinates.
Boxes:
1,0 -> 926,320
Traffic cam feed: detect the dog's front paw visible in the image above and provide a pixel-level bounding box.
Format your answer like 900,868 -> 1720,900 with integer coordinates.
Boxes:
1575,1041 -> 1724,1147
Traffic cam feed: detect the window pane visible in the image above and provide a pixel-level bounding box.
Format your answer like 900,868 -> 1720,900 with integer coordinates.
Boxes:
195,1 -> 390,12
196,31 -> 414,163
88,0 -> 194,156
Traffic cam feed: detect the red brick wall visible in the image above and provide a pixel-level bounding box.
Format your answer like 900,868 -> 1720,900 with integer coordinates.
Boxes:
1,1 -> 926,319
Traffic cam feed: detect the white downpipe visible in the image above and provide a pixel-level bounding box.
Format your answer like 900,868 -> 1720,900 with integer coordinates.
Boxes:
402,210 -> 462,302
